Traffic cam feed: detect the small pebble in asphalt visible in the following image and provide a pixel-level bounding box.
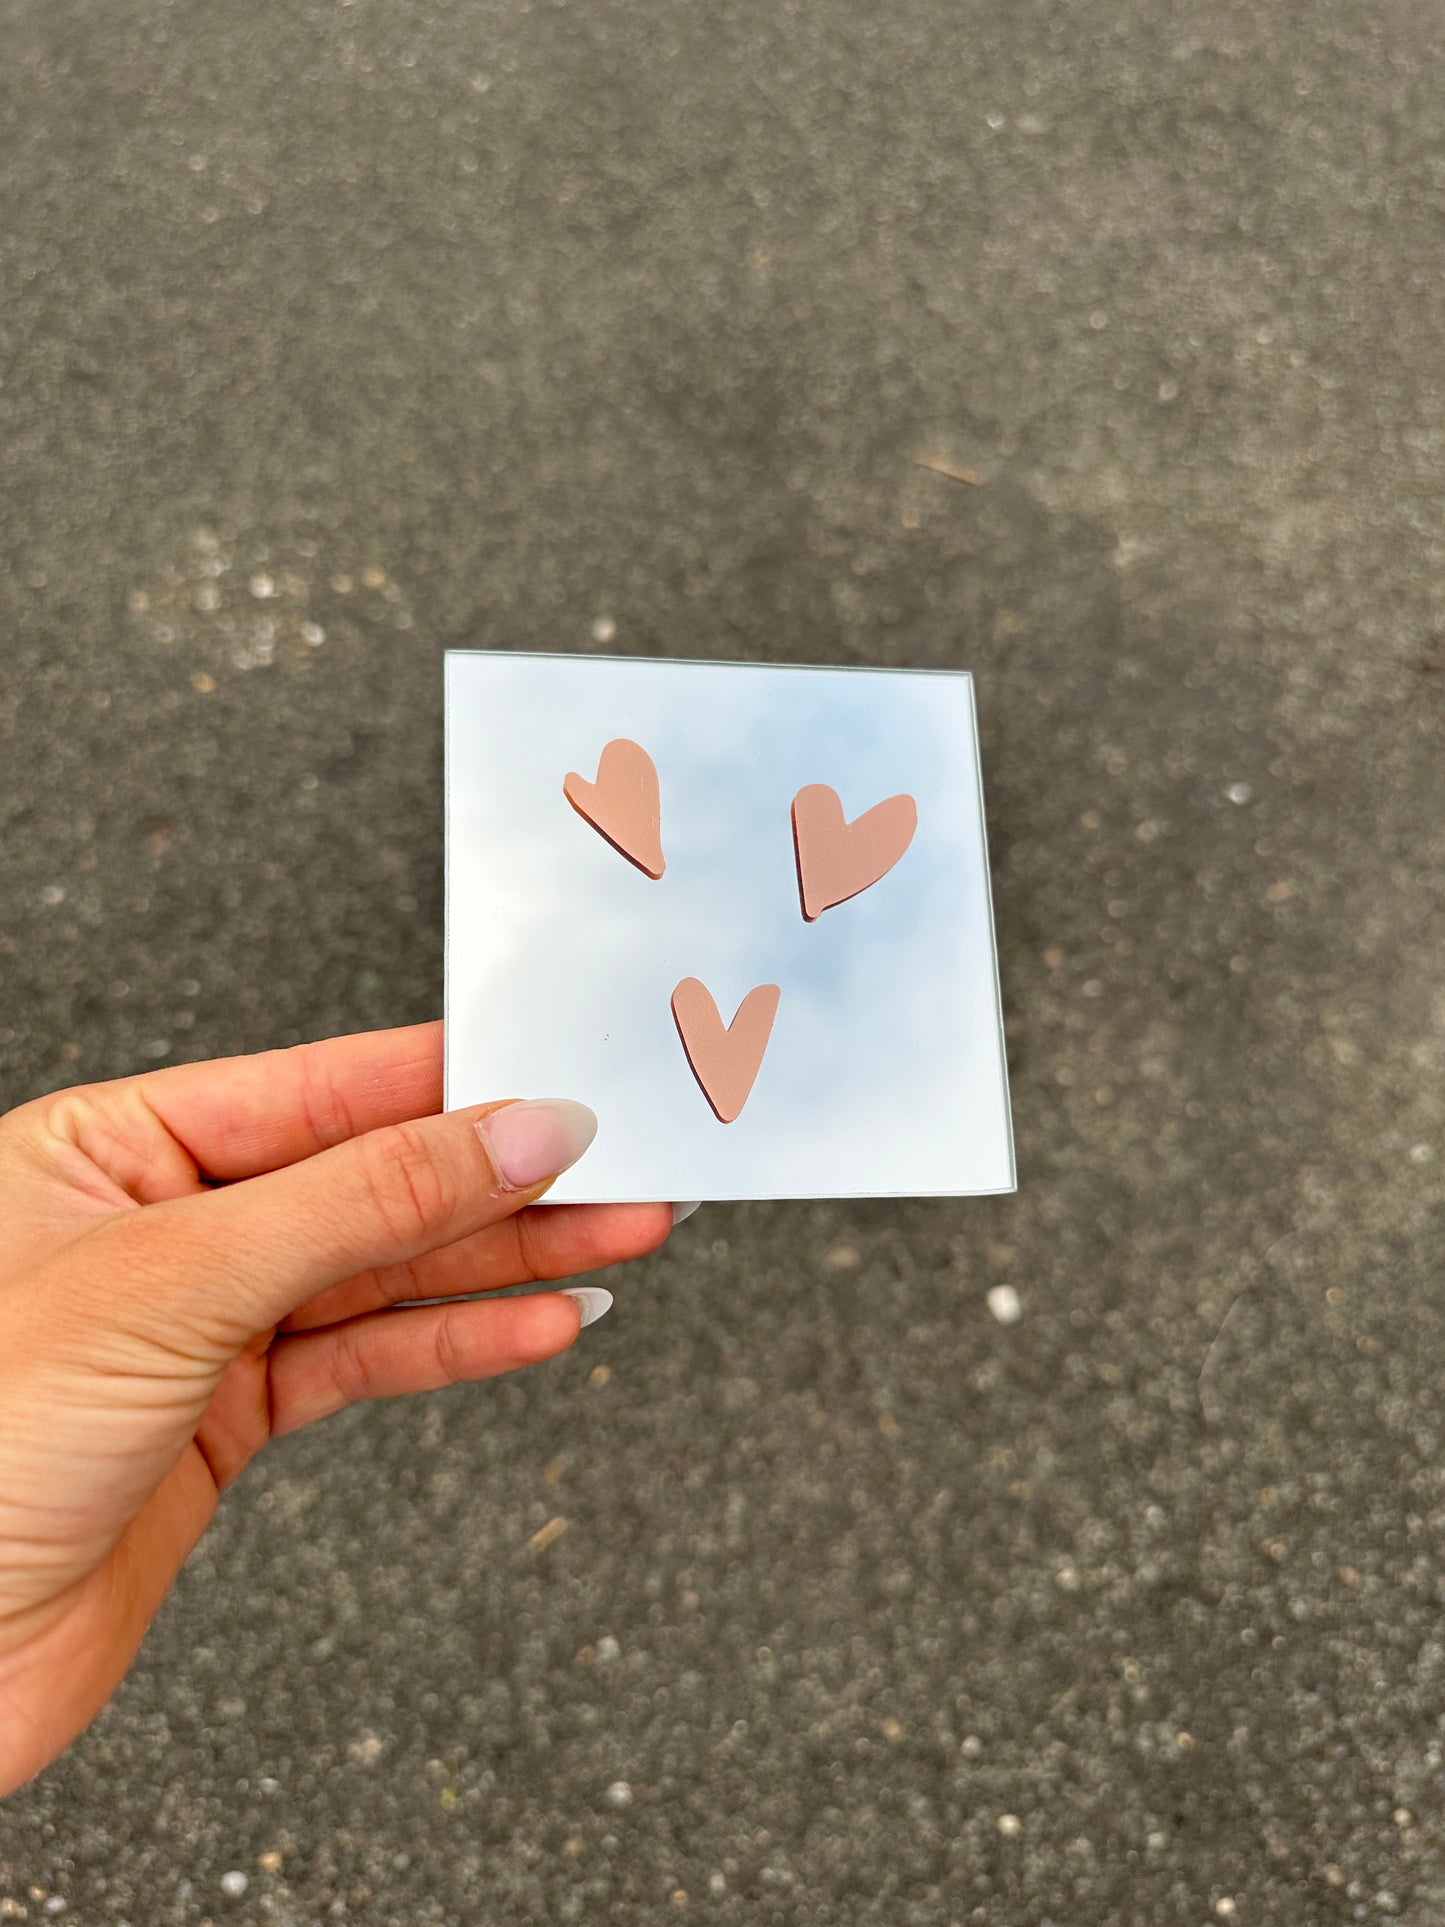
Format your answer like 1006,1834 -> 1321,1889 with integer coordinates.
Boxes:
987,1285 -> 1022,1325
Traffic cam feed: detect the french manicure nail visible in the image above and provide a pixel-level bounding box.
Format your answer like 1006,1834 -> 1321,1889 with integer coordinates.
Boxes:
479,1099 -> 598,1190
672,1201 -> 702,1225
561,1286 -> 613,1329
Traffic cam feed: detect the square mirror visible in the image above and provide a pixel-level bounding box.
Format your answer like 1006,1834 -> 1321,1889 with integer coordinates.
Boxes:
445,651 -> 1014,1203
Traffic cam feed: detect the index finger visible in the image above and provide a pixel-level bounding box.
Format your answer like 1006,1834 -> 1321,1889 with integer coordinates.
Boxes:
135,1022 -> 443,1180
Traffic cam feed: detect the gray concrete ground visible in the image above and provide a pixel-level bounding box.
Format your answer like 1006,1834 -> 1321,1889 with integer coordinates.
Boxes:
2,0 -> 1443,1919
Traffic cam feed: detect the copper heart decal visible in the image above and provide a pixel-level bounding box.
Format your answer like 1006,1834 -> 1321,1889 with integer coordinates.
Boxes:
563,739 -> 666,879
671,977 -> 780,1124
791,783 -> 918,921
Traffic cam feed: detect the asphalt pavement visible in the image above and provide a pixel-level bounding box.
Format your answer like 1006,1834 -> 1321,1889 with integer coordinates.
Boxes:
1,0 -> 1443,1920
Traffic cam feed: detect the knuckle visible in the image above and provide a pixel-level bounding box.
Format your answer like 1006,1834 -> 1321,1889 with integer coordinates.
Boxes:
25,1082 -> 195,1202
355,1121 -> 454,1249
432,1304 -> 475,1385
511,1212 -> 546,1285
294,1040 -> 361,1152
0,1088 -> 64,1147
327,1319 -> 371,1410
374,1256 -> 424,1311
517,1205 -> 634,1284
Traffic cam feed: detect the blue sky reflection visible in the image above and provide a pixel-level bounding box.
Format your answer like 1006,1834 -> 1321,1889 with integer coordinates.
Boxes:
446,652 -> 1013,1202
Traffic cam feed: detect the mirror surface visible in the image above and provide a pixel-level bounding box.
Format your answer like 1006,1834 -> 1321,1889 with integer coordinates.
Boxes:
446,651 -> 1014,1202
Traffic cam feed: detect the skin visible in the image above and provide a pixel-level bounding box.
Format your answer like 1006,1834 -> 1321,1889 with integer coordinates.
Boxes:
0,1021 -> 671,1798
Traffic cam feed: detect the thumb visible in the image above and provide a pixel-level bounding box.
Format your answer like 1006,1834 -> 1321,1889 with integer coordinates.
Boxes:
96,1099 -> 599,1351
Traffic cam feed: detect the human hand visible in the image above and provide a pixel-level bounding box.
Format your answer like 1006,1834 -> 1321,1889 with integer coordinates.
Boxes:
0,1022 -> 673,1795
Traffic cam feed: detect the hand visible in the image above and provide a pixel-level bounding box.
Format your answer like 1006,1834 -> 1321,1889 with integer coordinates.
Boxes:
0,1023 -> 672,1796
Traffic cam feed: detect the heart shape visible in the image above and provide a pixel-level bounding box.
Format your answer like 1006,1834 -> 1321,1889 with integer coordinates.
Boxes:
791,783 -> 918,921
563,739 -> 666,879
671,977 -> 780,1124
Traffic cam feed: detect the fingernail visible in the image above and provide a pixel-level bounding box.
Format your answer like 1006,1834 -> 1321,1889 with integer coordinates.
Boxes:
479,1100 -> 598,1190
672,1201 -> 702,1225
561,1286 -> 613,1329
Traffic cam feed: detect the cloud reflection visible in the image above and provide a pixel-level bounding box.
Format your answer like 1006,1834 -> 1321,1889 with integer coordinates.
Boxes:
446,652 -> 1014,1202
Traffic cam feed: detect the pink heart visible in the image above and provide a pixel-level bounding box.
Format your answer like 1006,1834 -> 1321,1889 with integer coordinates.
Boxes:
791,783 -> 917,920
563,739 -> 666,879
671,977 -> 780,1124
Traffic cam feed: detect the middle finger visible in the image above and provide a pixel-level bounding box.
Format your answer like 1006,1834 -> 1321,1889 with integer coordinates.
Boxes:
279,1200 -> 674,1332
